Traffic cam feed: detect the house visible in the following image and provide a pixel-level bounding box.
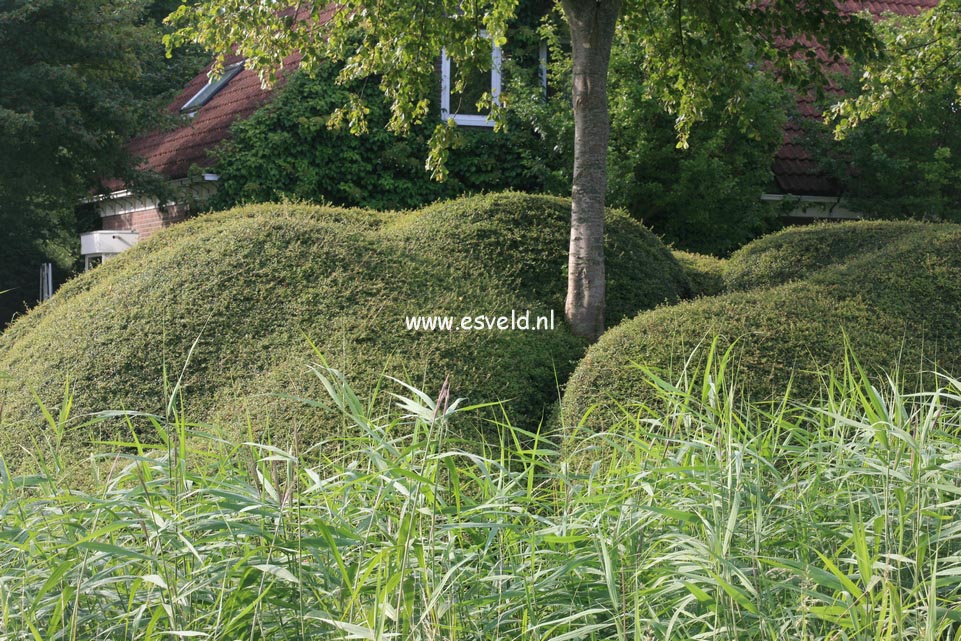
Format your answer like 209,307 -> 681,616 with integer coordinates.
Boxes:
87,1 -> 939,259
90,8 -> 508,251
90,51 -> 301,246
762,0 -> 940,221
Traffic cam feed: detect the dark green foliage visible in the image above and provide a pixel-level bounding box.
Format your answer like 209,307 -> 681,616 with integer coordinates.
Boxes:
812,13 -> 961,223
0,201 -> 81,329
672,250 -> 727,298
509,14 -> 791,256
0,0 -> 206,328
393,194 -> 690,327
212,10 -> 790,258
819,83 -> 961,221
724,220 -> 935,291
830,4 -> 961,197
0,192 -> 685,469
605,61 -> 788,257
211,62 -> 547,212
562,222 -> 961,430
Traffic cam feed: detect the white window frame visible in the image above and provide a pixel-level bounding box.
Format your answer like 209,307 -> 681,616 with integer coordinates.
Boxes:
440,33 -> 502,128
181,61 -> 245,117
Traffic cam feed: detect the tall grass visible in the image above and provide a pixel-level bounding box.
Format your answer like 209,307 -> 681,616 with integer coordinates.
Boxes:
1,357 -> 960,640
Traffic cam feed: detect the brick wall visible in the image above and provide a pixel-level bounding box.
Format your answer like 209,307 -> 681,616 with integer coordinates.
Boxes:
101,204 -> 187,240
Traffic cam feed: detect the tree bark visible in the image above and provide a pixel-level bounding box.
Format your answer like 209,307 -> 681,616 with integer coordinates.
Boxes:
561,0 -> 621,342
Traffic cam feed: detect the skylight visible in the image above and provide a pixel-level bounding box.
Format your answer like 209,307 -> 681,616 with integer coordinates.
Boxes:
181,61 -> 245,116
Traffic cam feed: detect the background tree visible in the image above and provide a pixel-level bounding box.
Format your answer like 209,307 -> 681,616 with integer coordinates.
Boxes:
817,83 -> 961,221
824,2 -> 961,220
210,8 -> 787,257
0,0 -> 204,328
168,0 -> 878,340
510,13 -> 790,256
832,0 -> 961,136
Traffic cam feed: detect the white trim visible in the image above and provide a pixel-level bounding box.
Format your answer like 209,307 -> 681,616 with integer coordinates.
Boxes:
84,188 -> 134,204
181,61 -> 244,114
80,231 -> 140,269
760,194 -> 842,204
440,32 -> 501,128
94,180 -> 217,218
85,177 -> 194,206
761,193 -> 861,220
97,194 -> 167,218
538,41 -> 548,91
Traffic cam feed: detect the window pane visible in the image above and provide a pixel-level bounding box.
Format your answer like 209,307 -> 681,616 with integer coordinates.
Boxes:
448,58 -> 490,116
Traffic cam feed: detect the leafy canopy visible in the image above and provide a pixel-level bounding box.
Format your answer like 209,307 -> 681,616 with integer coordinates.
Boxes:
167,1 -> 516,178
832,0 -> 961,135
817,3 -> 961,221
166,0 -> 880,173
508,11 -> 790,255
210,62 -> 547,211
0,0 -> 205,327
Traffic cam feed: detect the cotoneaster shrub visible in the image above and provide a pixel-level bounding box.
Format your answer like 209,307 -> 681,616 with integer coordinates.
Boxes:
671,250 -> 726,298
0,192 -> 687,470
390,194 -> 690,327
562,223 -> 961,432
723,219 -> 949,291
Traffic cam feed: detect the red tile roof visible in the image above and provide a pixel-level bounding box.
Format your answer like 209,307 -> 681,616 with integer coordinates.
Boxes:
121,52 -> 300,183
116,5 -> 336,188
837,0 -> 937,16
772,0 -> 939,195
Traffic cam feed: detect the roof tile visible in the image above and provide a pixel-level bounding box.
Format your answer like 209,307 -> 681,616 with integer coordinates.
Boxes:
771,0 -> 937,195
117,4 -> 337,186
125,52 -> 301,181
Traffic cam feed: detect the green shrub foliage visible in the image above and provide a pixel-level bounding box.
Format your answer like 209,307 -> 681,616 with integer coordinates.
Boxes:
563,222 -> 961,430
508,15 -> 788,256
814,14 -> 961,222
211,62 -> 548,212
821,86 -> 961,221
393,196 -> 690,327
0,192 -> 686,467
724,220 -> 942,291
211,13 -> 788,257
671,250 -> 726,298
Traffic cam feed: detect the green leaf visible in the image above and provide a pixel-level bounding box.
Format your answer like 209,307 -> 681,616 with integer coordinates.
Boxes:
251,563 -> 300,584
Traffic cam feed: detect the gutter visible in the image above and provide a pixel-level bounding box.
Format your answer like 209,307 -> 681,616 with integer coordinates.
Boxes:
761,193 -> 861,220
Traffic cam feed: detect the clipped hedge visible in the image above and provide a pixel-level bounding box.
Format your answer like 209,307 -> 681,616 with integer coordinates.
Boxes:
723,219 -> 947,291
671,250 -> 726,298
563,223 -> 961,432
0,192 -> 686,469
390,194 -> 690,327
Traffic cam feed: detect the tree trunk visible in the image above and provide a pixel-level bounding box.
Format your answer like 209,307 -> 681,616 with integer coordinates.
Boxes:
561,0 -> 621,342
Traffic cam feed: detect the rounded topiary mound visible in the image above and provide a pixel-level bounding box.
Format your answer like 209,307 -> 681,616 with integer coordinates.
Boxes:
390,193 -> 690,327
563,223 -> 961,432
671,250 -> 726,298
0,192 -> 686,468
723,220 -> 955,291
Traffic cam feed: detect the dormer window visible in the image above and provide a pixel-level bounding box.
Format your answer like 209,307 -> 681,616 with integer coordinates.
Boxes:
441,34 -> 502,128
181,61 -> 244,116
